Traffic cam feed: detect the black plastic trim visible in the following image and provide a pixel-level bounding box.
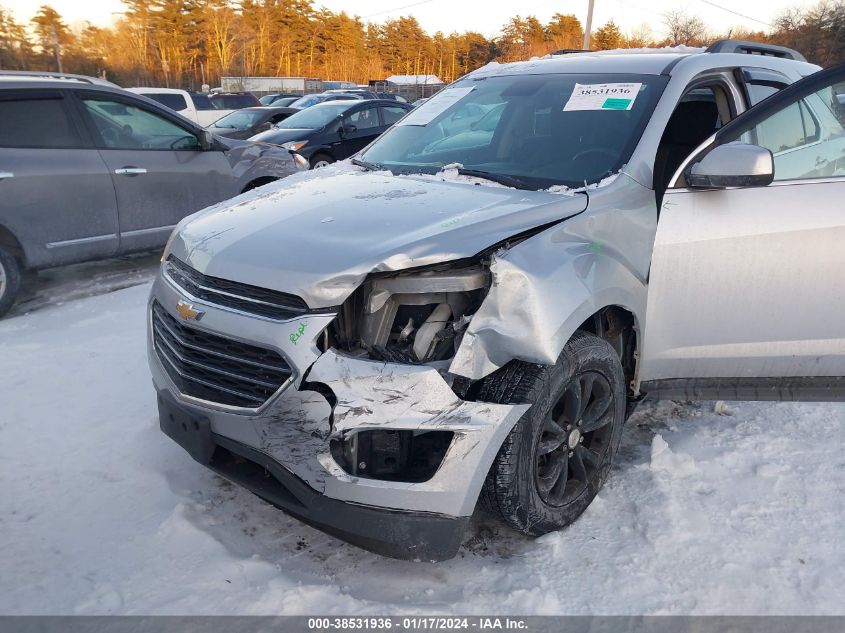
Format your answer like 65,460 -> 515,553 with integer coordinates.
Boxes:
641,377 -> 845,401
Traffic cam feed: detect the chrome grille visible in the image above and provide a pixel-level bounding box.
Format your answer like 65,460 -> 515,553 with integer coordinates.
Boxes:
165,256 -> 308,321
151,301 -> 292,408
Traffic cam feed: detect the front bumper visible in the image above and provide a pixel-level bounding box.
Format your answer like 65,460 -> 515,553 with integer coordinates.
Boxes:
158,390 -> 468,560
148,271 -> 527,559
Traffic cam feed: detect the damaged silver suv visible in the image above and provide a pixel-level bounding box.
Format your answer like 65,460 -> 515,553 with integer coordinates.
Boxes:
148,41 -> 845,560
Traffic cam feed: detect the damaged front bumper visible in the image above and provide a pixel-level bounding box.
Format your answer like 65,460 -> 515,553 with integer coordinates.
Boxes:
148,274 -> 527,560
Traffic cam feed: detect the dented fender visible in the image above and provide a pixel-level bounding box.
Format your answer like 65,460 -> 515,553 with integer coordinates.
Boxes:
450,174 -> 657,382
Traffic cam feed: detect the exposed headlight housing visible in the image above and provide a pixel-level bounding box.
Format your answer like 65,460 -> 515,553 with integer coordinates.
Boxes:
324,265 -> 490,364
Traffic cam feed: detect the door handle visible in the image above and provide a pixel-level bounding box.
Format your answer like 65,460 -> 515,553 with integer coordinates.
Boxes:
114,167 -> 147,176
0,172 -> 13,180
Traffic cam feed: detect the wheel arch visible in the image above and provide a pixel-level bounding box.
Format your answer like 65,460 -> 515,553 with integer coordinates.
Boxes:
0,223 -> 27,269
449,244 -> 647,392
241,176 -> 277,193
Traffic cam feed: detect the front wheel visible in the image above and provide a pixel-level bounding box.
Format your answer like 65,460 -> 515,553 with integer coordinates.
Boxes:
479,331 -> 626,535
0,246 -> 22,318
310,153 -> 335,169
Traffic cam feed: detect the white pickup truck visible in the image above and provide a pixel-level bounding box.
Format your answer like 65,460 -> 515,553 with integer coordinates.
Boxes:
127,87 -> 234,127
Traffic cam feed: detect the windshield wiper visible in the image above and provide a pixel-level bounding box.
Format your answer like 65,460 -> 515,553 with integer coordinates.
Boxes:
351,158 -> 382,171
455,168 -> 532,190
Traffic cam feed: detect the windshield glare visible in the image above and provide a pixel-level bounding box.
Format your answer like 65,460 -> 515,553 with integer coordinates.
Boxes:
213,110 -> 264,128
277,102 -> 354,129
360,73 -> 667,189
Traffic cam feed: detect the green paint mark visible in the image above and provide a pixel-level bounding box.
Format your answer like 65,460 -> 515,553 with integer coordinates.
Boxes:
589,241 -> 603,254
602,98 -> 631,110
441,217 -> 461,229
289,322 -> 307,345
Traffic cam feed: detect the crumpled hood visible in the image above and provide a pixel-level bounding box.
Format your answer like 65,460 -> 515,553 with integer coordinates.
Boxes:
169,164 -> 587,308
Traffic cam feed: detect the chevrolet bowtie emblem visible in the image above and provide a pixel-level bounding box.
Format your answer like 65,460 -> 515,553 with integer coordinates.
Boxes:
176,300 -> 204,321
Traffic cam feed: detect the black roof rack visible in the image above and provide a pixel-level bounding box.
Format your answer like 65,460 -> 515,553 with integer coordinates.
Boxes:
705,39 -> 806,63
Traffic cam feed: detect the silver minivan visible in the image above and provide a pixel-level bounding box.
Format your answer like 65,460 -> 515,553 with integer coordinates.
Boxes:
147,42 -> 845,560
0,72 -> 297,317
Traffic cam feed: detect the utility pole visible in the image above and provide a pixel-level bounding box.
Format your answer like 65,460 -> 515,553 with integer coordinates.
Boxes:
51,25 -> 63,73
582,0 -> 595,50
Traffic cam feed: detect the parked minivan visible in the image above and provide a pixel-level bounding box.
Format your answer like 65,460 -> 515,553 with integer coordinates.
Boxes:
0,72 -> 297,317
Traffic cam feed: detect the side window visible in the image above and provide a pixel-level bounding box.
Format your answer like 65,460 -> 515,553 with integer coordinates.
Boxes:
750,100 -> 819,153
380,105 -> 408,126
737,82 -> 845,180
191,94 -> 216,111
745,83 -> 781,106
346,107 -> 379,130
145,93 -> 188,112
0,96 -> 82,148
82,98 -> 201,151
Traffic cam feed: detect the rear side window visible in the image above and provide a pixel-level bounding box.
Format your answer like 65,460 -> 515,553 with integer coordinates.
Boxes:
380,105 -> 409,125
0,96 -> 82,148
752,100 -> 819,153
190,93 -> 216,110
144,93 -> 188,112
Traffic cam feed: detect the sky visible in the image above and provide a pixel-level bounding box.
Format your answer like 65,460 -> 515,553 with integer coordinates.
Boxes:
5,0 -> 820,38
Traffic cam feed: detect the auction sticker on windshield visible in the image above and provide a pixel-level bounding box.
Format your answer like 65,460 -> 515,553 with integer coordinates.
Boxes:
563,82 -> 642,111
398,86 -> 476,126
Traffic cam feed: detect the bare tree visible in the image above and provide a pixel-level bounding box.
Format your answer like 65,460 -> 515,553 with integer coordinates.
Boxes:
663,10 -> 707,46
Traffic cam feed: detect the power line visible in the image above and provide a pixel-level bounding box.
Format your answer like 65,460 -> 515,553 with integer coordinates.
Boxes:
698,0 -> 773,27
361,0 -> 439,19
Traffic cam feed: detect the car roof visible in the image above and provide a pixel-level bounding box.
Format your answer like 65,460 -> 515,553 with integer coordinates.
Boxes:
465,45 -> 817,79
129,87 -> 186,93
308,98 -> 409,108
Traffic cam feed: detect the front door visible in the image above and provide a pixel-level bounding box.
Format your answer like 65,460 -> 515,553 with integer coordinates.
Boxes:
74,92 -> 238,253
641,64 -> 845,393
337,104 -> 383,159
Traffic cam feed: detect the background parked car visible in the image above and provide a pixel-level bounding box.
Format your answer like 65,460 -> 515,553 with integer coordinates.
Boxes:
128,87 -> 228,127
0,72 -> 297,317
259,93 -> 302,106
206,106 -> 298,139
209,92 -> 261,109
249,98 -> 412,168
287,92 -> 364,109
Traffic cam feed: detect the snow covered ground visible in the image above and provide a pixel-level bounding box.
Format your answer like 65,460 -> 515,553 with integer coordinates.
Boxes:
1,257 -> 844,615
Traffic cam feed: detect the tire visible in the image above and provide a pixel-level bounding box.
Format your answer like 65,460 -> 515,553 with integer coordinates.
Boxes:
479,330 -> 626,535
0,246 -> 21,318
310,153 -> 335,169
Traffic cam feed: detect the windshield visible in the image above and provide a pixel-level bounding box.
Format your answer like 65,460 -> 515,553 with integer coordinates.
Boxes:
360,73 -> 668,189
276,102 -> 354,129
212,110 -> 264,128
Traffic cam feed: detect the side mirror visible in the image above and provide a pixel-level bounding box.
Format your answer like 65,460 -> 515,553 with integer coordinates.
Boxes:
198,129 -> 214,150
257,122 -> 272,132
687,143 -> 774,188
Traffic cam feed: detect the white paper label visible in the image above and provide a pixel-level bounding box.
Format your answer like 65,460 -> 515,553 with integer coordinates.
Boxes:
397,86 -> 477,126
563,82 -> 642,111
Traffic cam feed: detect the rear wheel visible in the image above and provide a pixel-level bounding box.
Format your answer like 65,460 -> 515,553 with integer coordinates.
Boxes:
310,153 -> 335,169
479,331 -> 626,535
0,246 -> 21,318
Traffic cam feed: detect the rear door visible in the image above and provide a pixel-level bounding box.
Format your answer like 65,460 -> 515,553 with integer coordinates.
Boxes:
641,64 -> 845,393
0,89 -> 118,268
73,91 -> 239,253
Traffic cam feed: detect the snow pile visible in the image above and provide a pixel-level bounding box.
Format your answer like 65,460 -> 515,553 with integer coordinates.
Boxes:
1,261 -> 844,615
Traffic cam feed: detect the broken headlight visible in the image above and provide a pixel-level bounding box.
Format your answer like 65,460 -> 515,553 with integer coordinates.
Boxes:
326,265 -> 490,364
